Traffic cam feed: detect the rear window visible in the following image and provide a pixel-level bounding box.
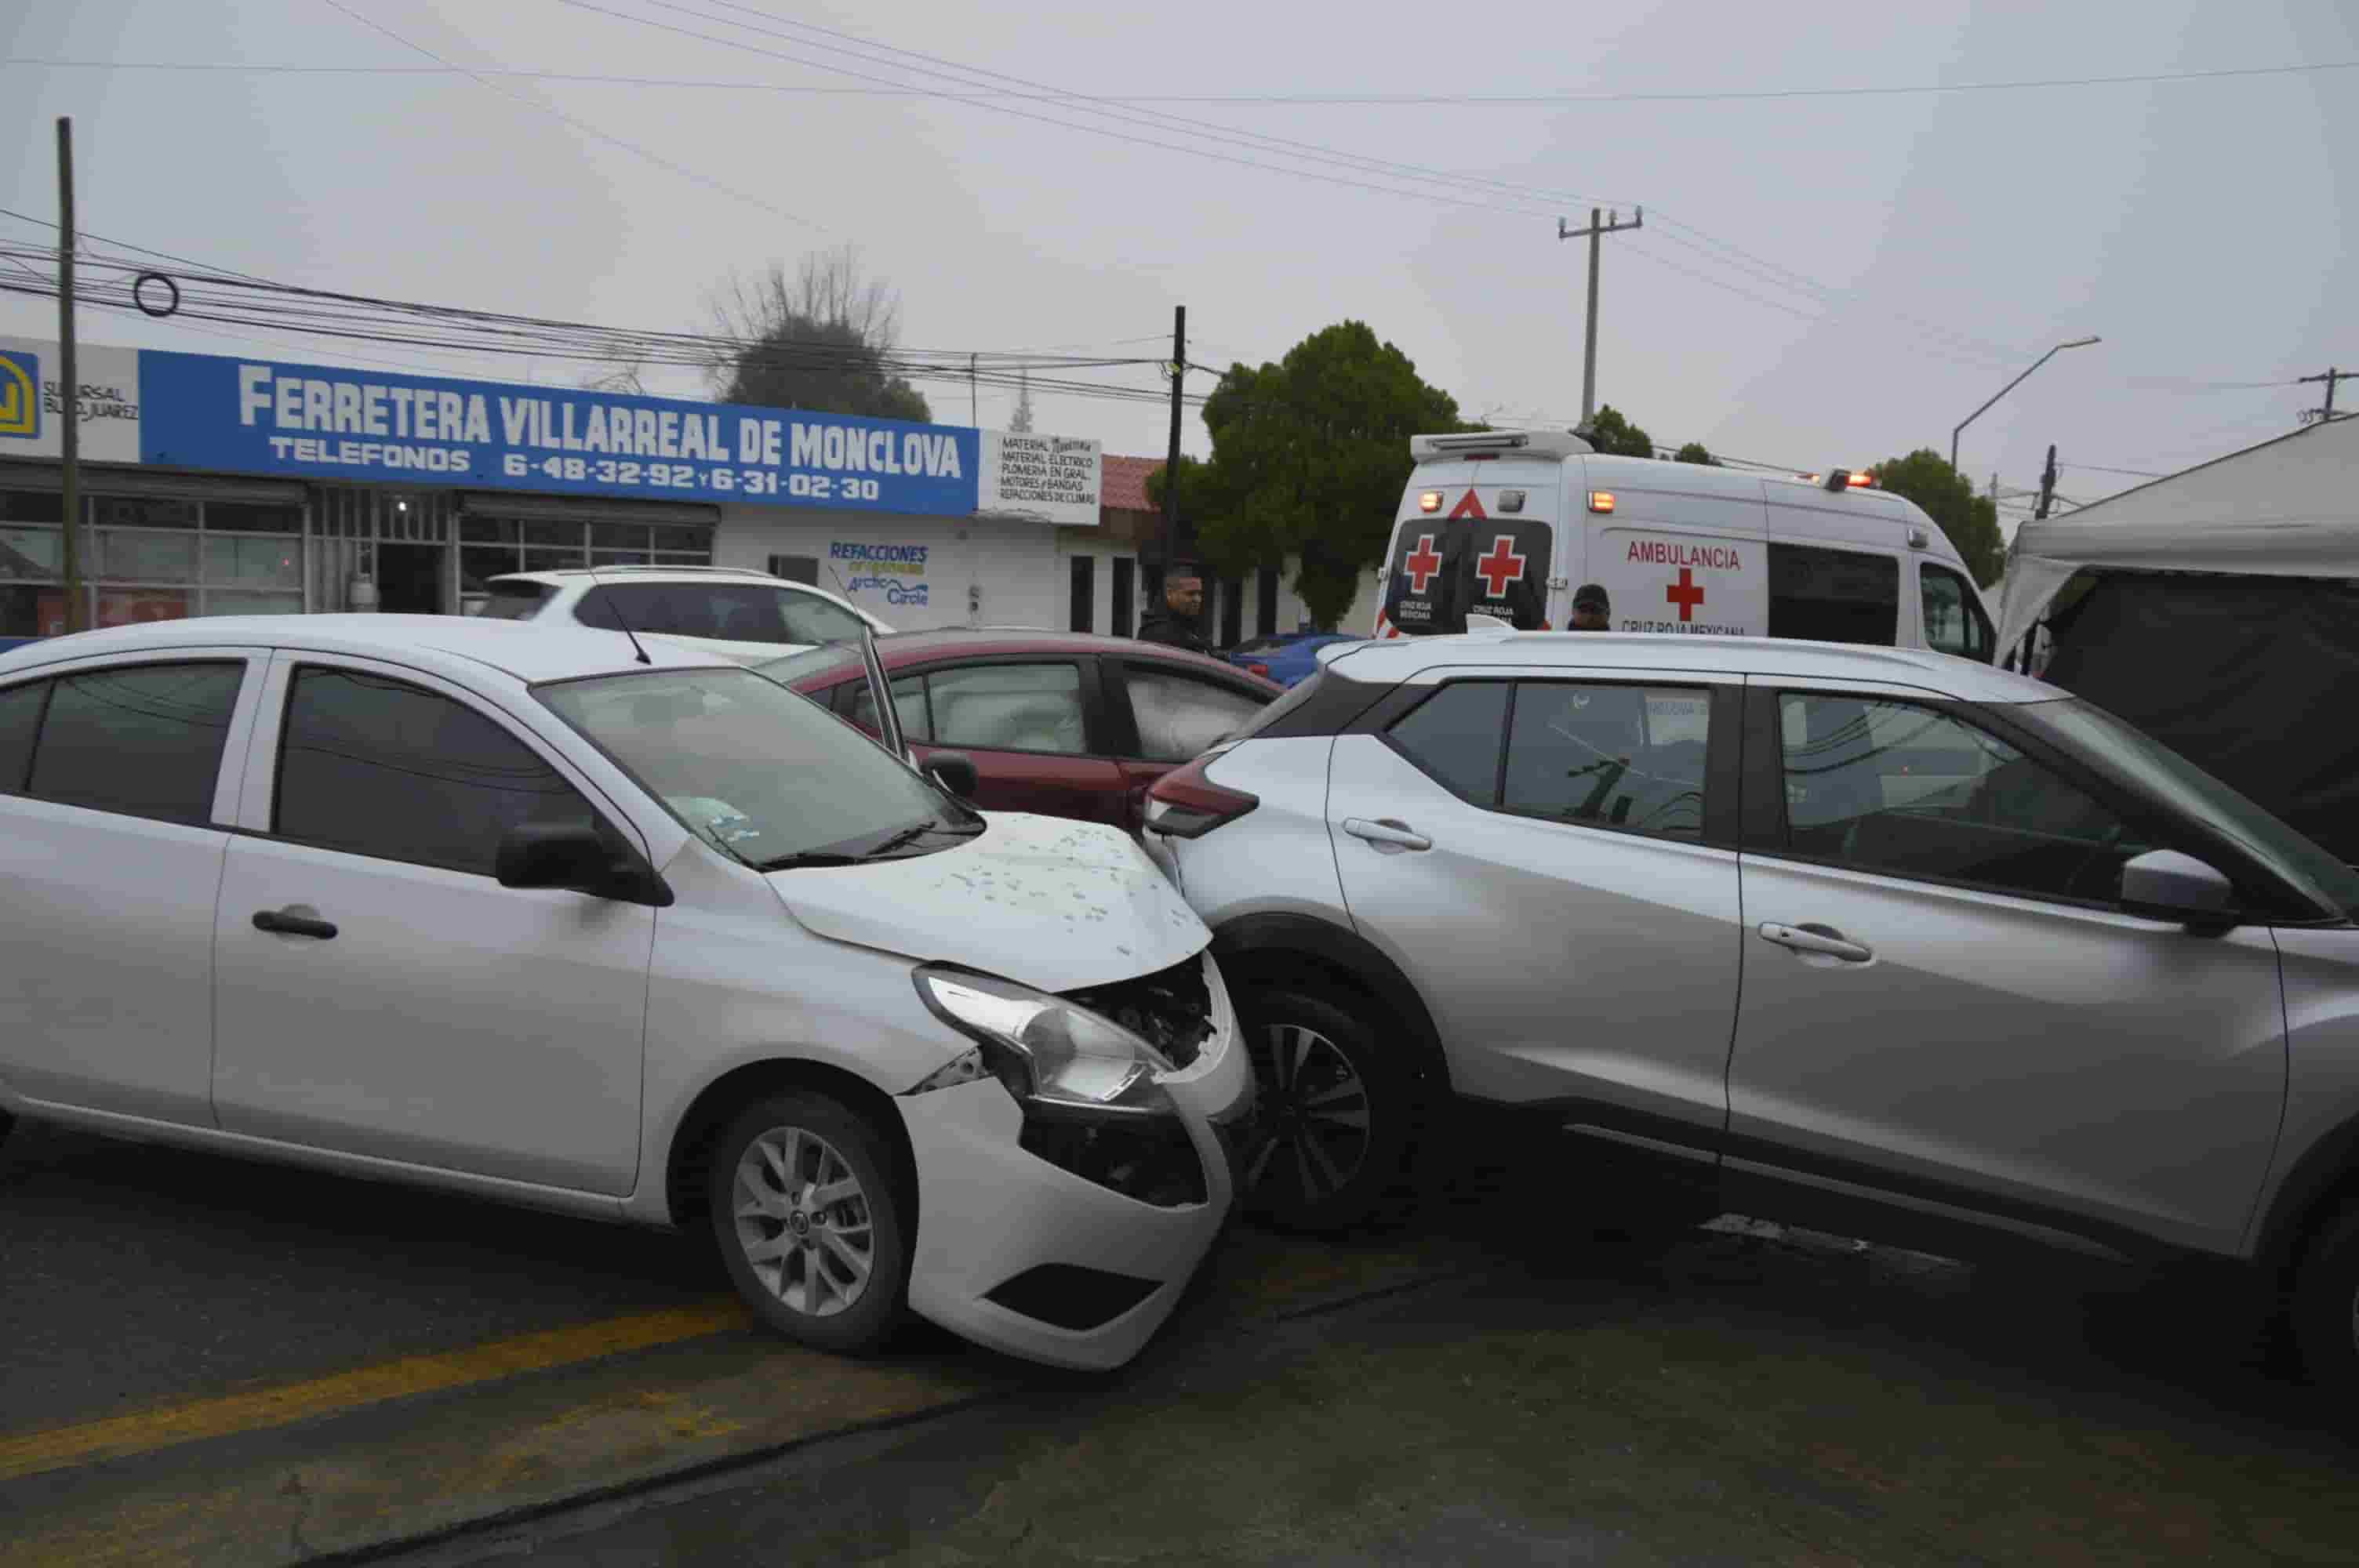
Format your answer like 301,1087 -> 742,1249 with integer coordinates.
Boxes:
478,582 -> 553,621
1381,514 -> 1554,635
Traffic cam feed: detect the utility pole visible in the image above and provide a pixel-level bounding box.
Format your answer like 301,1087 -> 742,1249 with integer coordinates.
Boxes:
2035,443 -> 2059,521
56,117 -> 83,634
1557,206 -> 1642,426
1162,304 -> 1187,579
968,352 -> 976,426
2298,366 -> 2353,426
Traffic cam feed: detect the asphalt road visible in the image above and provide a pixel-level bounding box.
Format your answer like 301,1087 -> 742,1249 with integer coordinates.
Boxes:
9,1114 -> 2359,1566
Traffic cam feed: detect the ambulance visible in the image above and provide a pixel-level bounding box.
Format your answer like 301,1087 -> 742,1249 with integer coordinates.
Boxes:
1372,429 -> 1998,661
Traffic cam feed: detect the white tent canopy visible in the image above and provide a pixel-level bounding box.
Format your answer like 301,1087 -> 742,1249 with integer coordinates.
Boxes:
1996,417 -> 2359,655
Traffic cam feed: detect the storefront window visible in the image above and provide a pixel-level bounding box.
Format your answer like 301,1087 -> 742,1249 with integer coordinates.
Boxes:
203,588 -> 304,617
204,535 -> 304,589
206,501 -> 302,534
1,526 -> 59,579
520,519 -> 583,553
0,490 -> 65,524
591,523 -> 649,551
522,548 -> 583,574
461,517 -> 519,545
460,545 -> 522,596
100,530 -> 201,583
97,588 -> 194,626
92,496 -> 198,530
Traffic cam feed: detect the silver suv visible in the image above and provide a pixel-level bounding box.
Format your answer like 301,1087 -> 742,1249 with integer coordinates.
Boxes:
479,566 -> 888,663
1144,627 -> 2359,1392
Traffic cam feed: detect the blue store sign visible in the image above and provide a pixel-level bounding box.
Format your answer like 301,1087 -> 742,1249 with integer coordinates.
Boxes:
135,350 -> 982,517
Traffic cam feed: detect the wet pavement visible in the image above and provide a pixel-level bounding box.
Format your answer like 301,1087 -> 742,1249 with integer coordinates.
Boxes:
365,1189 -> 2359,1566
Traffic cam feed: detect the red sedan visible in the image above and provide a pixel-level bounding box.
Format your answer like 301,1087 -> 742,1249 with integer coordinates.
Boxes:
758,630 -> 1284,832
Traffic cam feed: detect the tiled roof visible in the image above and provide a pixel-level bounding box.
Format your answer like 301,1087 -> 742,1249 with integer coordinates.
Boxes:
1101,454 -> 1164,513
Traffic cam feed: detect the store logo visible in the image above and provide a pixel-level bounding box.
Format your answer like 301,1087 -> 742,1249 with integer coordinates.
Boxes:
0,350 -> 36,439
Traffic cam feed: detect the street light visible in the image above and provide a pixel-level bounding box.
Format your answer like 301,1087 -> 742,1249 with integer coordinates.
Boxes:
1950,336 -> 2101,472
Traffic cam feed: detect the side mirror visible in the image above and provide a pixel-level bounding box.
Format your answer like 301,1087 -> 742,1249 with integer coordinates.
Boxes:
920,751 -> 980,800
497,819 -> 671,906
2118,848 -> 2237,932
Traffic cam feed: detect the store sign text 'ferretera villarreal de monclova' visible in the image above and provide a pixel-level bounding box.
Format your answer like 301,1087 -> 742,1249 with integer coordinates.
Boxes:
0,336 -> 1101,527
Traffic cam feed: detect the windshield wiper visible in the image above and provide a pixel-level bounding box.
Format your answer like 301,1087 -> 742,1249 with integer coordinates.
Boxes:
863,818 -> 983,858
753,850 -> 866,871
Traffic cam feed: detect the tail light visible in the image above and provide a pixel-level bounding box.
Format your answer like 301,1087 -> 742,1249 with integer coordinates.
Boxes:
1248,662 -> 1270,677
1143,751 -> 1259,839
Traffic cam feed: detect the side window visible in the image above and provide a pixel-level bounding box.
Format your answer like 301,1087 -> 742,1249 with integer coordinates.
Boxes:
1125,666 -> 1268,762
0,679 -> 47,792
1774,692 -> 2146,902
1384,681 -> 1510,805
1920,564 -> 1994,662
275,666 -> 590,874
27,662 -> 243,825
774,592 -> 868,646
1502,682 -> 1710,841
925,662 -> 1087,755
1769,544 -> 1899,646
847,673 -> 931,742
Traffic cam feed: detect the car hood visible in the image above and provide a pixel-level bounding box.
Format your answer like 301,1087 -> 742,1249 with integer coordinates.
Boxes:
762,811 -> 1210,992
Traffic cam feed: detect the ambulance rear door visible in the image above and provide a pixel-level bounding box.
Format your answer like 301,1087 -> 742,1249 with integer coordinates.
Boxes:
1377,467 -> 1561,636
1587,463 -> 1771,637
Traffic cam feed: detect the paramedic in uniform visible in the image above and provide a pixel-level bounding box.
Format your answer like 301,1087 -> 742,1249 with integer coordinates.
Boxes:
1569,583 -> 1612,631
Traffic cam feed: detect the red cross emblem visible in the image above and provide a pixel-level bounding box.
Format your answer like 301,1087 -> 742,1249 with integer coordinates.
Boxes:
1474,535 -> 1526,597
1402,534 -> 1442,593
1666,567 -> 1706,622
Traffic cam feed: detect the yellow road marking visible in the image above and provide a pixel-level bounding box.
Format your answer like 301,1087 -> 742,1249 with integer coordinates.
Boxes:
0,1297 -> 752,1483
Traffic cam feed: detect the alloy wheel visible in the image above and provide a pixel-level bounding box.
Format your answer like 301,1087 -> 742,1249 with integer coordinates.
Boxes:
1245,1022 -> 1373,1210
731,1126 -> 875,1318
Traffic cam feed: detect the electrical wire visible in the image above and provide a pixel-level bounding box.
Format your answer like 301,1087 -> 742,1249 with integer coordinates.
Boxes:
17,54 -> 2350,103
313,0 -> 829,234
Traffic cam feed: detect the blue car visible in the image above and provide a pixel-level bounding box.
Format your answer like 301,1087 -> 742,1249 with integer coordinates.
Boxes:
1221,631 -> 1367,688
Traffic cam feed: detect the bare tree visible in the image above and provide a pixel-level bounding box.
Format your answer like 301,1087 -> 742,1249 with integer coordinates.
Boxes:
703,246 -> 931,423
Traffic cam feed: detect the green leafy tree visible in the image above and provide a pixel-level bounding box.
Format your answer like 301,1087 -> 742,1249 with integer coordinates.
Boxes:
1673,441 -> 1719,466
704,246 -> 931,423
1159,322 -> 1467,629
1583,404 -> 1656,457
1873,448 -> 2006,586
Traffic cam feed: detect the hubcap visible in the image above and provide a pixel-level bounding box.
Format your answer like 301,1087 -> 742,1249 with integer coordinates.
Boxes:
1244,1022 -> 1372,1209
732,1127 -> 874,1318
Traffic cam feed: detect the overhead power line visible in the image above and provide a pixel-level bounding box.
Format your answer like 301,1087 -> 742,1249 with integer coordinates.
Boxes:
12,55 -> 2354,103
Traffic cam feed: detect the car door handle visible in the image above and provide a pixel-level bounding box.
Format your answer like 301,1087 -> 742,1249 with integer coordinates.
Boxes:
253,908 -> 339,941
1343,818 -> 1433,852
1757,922 -> 1871,963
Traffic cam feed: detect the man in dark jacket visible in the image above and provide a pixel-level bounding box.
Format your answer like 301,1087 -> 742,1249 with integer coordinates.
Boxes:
1135,572 -> 1210,652
1569,583 -> 1612,631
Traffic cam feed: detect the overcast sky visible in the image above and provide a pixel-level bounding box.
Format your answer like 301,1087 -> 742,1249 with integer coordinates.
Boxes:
5,1 -> 2353,537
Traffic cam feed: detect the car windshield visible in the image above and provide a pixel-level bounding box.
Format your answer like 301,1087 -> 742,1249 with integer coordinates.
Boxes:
2015,696 -> 2359,921
536,666 -> 976,869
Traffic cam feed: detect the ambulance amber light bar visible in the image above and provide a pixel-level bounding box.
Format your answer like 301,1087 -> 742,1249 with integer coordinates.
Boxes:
1821,469 -> 1877,492
1419,491 -> 1444,513
1588,491 -> 1616,514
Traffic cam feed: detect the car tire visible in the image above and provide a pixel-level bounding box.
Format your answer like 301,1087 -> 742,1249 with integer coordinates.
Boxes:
707,1091 -> 911,1357
2291,1205 -> 2359,1397
1235,983 -> 1419,1233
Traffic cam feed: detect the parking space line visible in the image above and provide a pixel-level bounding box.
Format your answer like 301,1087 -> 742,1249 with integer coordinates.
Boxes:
0,1298 -> 752,1483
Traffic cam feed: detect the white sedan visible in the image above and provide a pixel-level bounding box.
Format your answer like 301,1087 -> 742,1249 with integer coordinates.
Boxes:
0,615 -> 1252,1370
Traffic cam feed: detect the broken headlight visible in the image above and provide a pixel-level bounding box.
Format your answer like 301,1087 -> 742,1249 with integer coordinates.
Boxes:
910,966 -> 1177,1119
